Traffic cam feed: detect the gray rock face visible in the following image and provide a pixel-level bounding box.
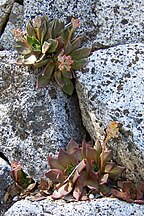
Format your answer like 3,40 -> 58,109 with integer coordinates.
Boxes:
0,0 -> 14,36
0,50 -> 86,180
93,0 -> 144,47
0,158 -> 13,204
0,2 -> 24,50
4,197 -> 144,216
24,0 -> 144,48
76,43 -> 144,181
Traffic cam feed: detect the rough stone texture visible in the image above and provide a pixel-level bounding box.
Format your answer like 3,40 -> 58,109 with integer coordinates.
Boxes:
0,0 -> 14,35
76,43 -> 144,181
0,2 -> 24,50
24,0 -> 144,48
93,0 -> 144,47
0,51 -> 87,180
4,197 -> 144,216
0,158 -> 13,203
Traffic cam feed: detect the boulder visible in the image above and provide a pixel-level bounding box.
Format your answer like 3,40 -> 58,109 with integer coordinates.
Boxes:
76,43 -> 144,181
24,0 -> 144,48
0,158 -> 14,215
0,2 -> 24,50
0,0 -> 14,36
0,50 -> 87,180
0,157 -> 13,203
4,197 -> 144,216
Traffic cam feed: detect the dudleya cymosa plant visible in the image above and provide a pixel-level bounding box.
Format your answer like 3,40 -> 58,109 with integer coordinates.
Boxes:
13,16 -> 91,95
43,122 -> 125,200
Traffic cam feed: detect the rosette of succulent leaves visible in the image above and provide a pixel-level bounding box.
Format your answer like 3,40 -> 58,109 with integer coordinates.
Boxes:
39,122 -> 126,201
13,16 -> 91,95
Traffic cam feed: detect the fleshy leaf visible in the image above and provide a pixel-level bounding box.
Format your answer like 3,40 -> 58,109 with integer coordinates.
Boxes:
43,62 -> 55,80
72,159 -> 87,183
36,74 -> 50,88
94,139 -> 102,156
15,46 -> 31,55
42,41 -> 51,54
108,165 -> 125,180
23,55 -> 37,65
54,70 -> 65,87
47,39 -> 58,53
45,169 -> 64,183
51,19 -> 64,38
62,79 -> 74,96
70,47 -> 91,60
71,59 -> 87,70
100,150 -> 112,166
66,139 -> 79,154
61,23 -> 72,42
26,20 -> 36,37
34,59 -> 49,68
48,156 -> 65,170
62,70 -> 73,79
58,149 -> 76,167
52,181 -> 73,199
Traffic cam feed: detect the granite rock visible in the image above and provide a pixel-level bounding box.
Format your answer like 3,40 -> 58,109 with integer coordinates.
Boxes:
0,2 -> 24,50
0,158 -> 13,204
76,43 -> 144,181
4,197 -> 144,216
0,50 -> 87,180
0,0 -> 14,36
24,0 -> 144,48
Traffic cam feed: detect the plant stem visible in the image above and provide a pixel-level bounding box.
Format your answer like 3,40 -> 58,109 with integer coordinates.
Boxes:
101,136 -> 109,171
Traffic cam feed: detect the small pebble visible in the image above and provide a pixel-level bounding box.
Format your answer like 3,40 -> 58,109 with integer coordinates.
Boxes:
89,194 -> 95,199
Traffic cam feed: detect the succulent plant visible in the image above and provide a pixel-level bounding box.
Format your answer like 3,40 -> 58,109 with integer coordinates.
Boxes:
112,181 -> 144,204
11,161 -> 36,191
44,122 -> 125,200
13,16 -> 91,95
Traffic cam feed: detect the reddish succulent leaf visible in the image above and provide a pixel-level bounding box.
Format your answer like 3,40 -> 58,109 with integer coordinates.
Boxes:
45,169 -> 65,183
52,181 -> 73,199
100,174 -> 109,185
137,181 -> 144,194
38,178 -> 52,191
86,145 -> 98,165
58,149 -> 76,167
48,156 -> 65,170
71,148 -> 83,163
73,181 -> 83,201
66,139 -> 79,154
72,159 -> 87,183
112,189 -> 134,203
108,165 -> 125,180
134,200 -> 144,204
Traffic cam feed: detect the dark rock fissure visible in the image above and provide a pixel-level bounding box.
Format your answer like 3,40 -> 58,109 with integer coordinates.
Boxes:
0,152 -> 10,165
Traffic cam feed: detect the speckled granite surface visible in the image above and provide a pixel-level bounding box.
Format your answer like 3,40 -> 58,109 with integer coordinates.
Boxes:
4,197 -> 144,216
76,43 -> 144,181
0,51 -> 86,180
